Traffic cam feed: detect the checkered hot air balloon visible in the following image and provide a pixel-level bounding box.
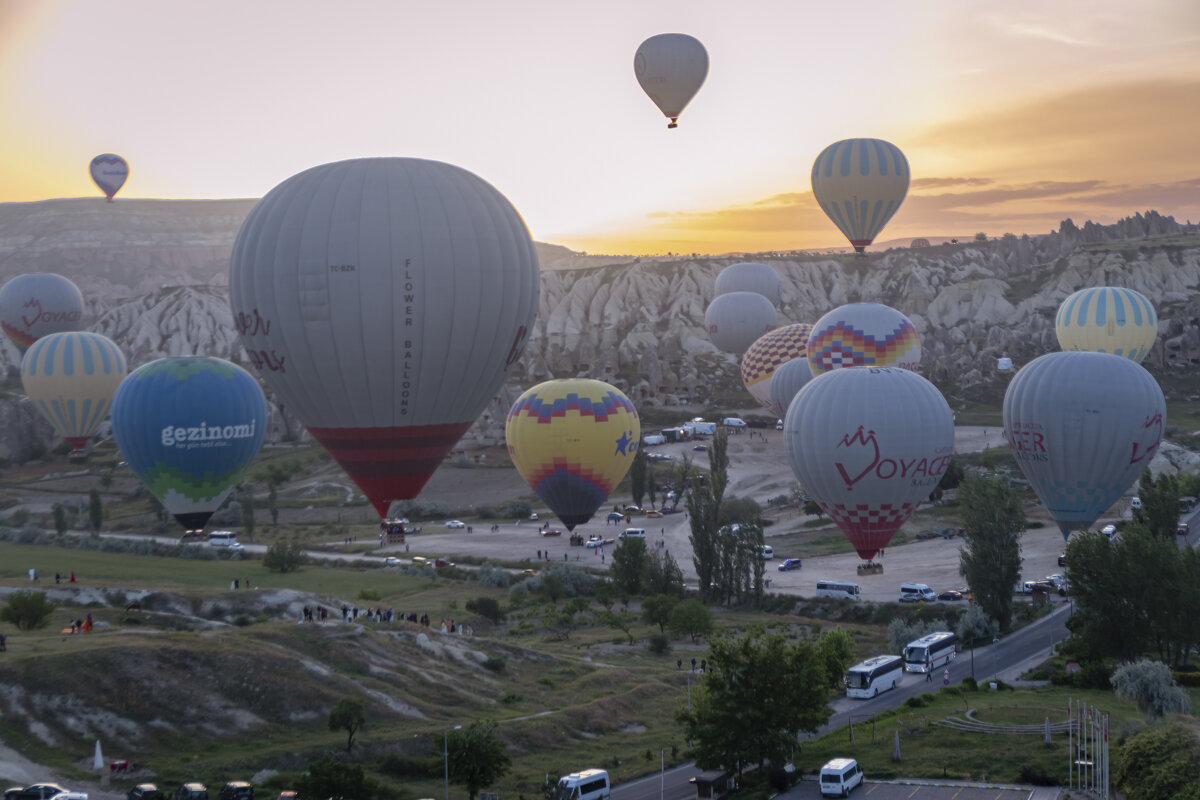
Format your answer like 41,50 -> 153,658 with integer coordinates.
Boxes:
740,323 -> 813,414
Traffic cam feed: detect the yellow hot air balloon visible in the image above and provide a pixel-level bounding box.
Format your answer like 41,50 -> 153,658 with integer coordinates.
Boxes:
1055,287 -> 1157,363
811,138 -> 910,254
21,331 -> 127,452
506,379 -> 640,530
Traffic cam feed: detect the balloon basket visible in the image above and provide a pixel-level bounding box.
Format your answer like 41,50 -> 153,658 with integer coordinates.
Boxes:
857,562 -> 884,575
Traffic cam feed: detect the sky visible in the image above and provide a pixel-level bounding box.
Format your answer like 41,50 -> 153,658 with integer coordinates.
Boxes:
1,0 -> 1198,255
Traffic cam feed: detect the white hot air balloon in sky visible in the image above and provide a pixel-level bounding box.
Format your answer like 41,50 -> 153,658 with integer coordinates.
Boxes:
715,262 -> 782,305
634,33 -> 708,128
229,158 -> 540,518
705,291 -> 777,354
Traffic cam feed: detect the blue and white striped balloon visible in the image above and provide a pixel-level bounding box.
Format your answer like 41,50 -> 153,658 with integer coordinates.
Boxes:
811,138 -> 910,253
21,331 -> 127,451
1055,287 -> 1157,363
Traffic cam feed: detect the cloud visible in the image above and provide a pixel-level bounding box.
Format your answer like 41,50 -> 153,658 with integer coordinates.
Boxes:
999,23 -> 1096,47
910,177 -> 994,190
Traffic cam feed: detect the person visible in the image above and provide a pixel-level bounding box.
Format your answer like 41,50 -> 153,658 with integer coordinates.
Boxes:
943,669 -> 950,686
0,633 -> 5,651
69,571 -> 76,583
925,667 -> 933,682
55,572 -> 61,584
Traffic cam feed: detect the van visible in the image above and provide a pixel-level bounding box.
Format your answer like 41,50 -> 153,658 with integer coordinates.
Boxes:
761,545 -> 774,559
721,417 -> 747,428
642,433 -> 666,446
618,528 -> 646,540
818,758 -> 864,796
556,769 -> 610,800
173,784 -> 208,800
898,583 -> 936,603
775,419 -> 784,431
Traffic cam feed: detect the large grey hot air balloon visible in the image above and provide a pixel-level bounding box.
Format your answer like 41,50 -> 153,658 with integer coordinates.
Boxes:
1003,351 -> 1165,540
784,367 -> 954,561
705,291 -> 777,354
228,158 -> 540,518
634,33 -> 708,128
767,357 -> 814,418
715,262 -> 782,305
0,273 -> 85,353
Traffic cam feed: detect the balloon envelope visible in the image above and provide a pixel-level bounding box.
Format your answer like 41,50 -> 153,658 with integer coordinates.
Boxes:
811,138 -> 909,253
229,158 -> 539,518
706,291 -> 777,354
0,273 -> 85,353
741,323 -> 813,413
90,154 -> 129,200
715,262 -> 782,305
807,302 -> 921,375
111,357 -> 268,532
1003,351 -> 1165,540
1055,287 -> 1157,363
767,358 -> 814,419
634,33 -> 708,128
21,331 -> 126,451
785,367 -> 954,560
506,379 -> 640,530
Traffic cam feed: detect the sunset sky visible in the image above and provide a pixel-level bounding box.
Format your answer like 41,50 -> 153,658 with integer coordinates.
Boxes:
1,0 -> 1197,255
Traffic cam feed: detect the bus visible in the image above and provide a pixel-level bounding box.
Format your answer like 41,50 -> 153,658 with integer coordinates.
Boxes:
844,655 -> 904,698
556,769 -> 610,800
903,631 -> 958,673
815,580 -> 860,600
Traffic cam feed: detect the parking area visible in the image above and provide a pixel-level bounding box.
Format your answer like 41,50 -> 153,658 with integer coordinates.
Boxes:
785,780 -> 1041,799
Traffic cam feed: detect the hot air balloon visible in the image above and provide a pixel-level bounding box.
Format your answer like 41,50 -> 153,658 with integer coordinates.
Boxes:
506,379 -> 640,530
0,273 -> 85,354
90,154 -> 129,201
767,357 -> 814,419
741,323 -> 813,413
21,331 -> 126,453
1003,351 -> 1165,540
807,302 -> 921,376
811,138 -> 909,253
110,357 -> 268,532
705,291 -> 777,354
634,33 -> 708,128
784,367 -> 954,561
228,158 -> 539,519
715,262 -> 782,305
1055,287 -> 1157,363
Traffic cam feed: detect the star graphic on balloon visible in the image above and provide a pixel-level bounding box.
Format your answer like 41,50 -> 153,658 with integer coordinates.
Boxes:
615,431 -> 634,456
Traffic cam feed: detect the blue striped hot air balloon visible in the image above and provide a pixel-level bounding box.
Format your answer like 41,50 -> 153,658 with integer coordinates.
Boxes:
811,138 -> 910,253
1055,287 -> 1158,363
21,331 -> 127,452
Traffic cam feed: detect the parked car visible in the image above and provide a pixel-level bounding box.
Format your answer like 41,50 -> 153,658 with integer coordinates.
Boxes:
1130,496 -> 1142,510
606,512 -> 624,521
217,784 -> 254,800
693,444 -> 707,451
173,784 -> 208,800
445,520 -> 465,529
585,536 -> 605,548
1057,552 -> 1068,567
1178,522 -> 1190,536
434,558 -> 455,568
646,510 -> 663,518
5,786 -> 70,800
623,505 -> 644,515
541,529 -> 562,537
384,556 -> 402,566
529,513 -> 539,521
937,590 -> 963,601
521,569 -> 540,577
128,784 -> 164,800
777,558 -> 802,571
48,793 -> 88,800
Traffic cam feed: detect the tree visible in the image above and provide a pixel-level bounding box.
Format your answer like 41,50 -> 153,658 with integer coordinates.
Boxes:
87,488 -> 103,534
646,463 -> 657,508
263,539 -> 306,573
52,503 -> 68,535
1114,722 -> 1200,800
0,590 -> 55,630
687,431 -> 728,601
816,628 -> 855,690
1111,660 -> 1192,720
1136,468 -> 1182,538
957,474 -> 1024,630
955,604 -> 999,649
295,757 -> 375,800
238,484 -> 256,541
642,594 -> 679,634
630,448 -> 647,509
268,478 -> 279,525
611,537 -> 649,595
442,720 -> 513,800
645,547 -> 684,597
328,698 -> 366,751
677,627 -> 832,778
802,499 -> 823,519
465,596 -> 504,624
667,598 -> 714,642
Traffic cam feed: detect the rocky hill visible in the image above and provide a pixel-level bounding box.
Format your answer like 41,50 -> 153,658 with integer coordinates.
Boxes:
0,198 -> 1198,458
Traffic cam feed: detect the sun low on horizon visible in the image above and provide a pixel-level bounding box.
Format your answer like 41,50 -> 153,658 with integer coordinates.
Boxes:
1,0 -> 1198,256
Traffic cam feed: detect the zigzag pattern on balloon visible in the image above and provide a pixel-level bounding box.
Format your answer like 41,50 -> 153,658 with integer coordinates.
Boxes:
740,324 -> 813,386
526,459 -> 613,496
808,321 -> 920,371
824,501 -> 919,558
507,390 -> 637,424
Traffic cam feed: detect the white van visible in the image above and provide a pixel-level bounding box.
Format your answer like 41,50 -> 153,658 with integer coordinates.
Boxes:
208,531 -> 243,551
761,545 -> 774,559
556,769 -> 610,800
819,758 -> 864,796
722,417 -> 747,428
899,583 -> 936,603
618,528 -> 646,540
642,433 -> 666,446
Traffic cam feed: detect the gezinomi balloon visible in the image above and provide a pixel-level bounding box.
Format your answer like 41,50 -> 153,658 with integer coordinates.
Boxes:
807,302 -> 921,375
811,138 -> 909,253
634,33 -> 708,128
767,357 -> 814,419
506,379 -> 640,530
1055,287 -> 1158,363
784,367 -> 954,561
741,323 -> 814,414
90,154 -> 129,201
715,262 -> 782,305
1003,351 -> 1165,540
705,291 -> 777,354
229,157 -> 540,518
21,331 -> 126,452
0,273 -> 85,353
110,357 -> 268,532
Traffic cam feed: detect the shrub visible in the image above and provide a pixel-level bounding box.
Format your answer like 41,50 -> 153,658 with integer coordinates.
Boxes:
961,675 -> 978,691
358,589 -> 382,602
483,657 -> 507,673
476,563 -> 511,589
904,695 -> 928,708
647,631 -> 671,654
0,590 -> 56,630
466,596 -> 504,623
1018,766 -> 1059,786
263,539 -> 306,572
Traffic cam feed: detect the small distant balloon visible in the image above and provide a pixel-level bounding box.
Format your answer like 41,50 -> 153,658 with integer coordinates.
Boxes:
705,291 -> 777,354
634,33 -> 708,128
811,138 -> 909,253
715,262 -> 782,305
741,323 -> 814,414
0,273 -> 85,354
807,302 -> 921,375
1055,287 -> 1157,363
910,238 -> 931,248
90,154 -> 129,201
21,331 -> 127,453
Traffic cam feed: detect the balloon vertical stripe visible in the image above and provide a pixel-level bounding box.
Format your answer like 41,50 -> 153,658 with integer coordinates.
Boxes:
21,331 -> 127,451
812,138 -> 910,252
1055,287 -> 1157,363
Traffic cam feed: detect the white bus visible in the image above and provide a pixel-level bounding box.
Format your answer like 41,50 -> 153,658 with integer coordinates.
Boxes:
844,655 -> 904,698
557,769 -> 610,800
903,631 -> 958,673
815,580 -> 860,600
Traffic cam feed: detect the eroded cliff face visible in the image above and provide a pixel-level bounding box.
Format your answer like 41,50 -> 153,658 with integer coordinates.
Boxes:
0,199 -> 1196,457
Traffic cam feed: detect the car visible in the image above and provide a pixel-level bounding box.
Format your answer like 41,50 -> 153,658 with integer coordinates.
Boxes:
937,590 -> 963,601
48,793 -> 89,800
4,786 -> 70,800
434,558 -> 455,568
693,444 -> 707,451
1130,496 -> 1142,510
775,419 -> 784,430
541,528 -> 562,537
646,510 -> 663,518
217,783 -> 254,800
529,513 -> 539,521
173,783 -> 208,800
445,520 -> 465,529
410,556 -> 429,566
1178,522 -> 1190,536
777,558 -> 802,571
897,593 -> 920,603
623,505 -> 644,514
384,556 -> 402,566
521,569 -> 540,577
1057,552 -> 1068,567
585,536 -> 605,548
607,512 -> 624,521
228,542 -> 245,552
128,785 -> 164,800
